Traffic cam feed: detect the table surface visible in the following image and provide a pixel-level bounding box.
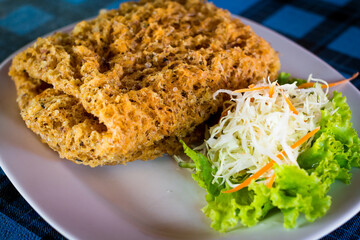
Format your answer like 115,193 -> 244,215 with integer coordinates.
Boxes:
0,0 -> 359,239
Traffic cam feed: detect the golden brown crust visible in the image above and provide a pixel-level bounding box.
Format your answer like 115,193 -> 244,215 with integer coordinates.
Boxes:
9,0 -> 280,166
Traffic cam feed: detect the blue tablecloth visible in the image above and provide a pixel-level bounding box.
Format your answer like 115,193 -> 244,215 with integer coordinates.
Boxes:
0,0 -> 359,239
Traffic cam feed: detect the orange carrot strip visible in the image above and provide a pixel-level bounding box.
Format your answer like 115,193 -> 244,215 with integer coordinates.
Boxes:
248,84 -> 255,88
266,173 -> 276,188
298,82 -> 315,89
223,127 -> 320,193
291,126 -> 320,149
269,83 -> 276,98
276,127 -> 320,159
276,150 -> 286,160
222,160 -> 275,193
234,86 -> 269,93
327,72 -> 359,88
298,72 -> 359,89
281,89 -> 298,115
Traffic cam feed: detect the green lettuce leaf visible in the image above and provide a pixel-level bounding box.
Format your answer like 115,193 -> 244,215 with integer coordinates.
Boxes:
271,165 -> 331,228
180,140 -> 223,196
297,133 -> 342,188
322,91 -> 360,169
203,182 -> 273,232
180,141 -> 273,232
298,91 -> 360,184
277,72 -> 307,86
202,190 -> 240,232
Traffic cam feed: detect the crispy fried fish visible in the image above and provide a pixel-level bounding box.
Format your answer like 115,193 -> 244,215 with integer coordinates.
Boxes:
9,0 -> 280,166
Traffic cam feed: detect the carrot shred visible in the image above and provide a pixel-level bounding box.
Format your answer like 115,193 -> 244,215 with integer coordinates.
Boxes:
327,72 -> 359,87
275,127 -> 320,159
266,173 -> 276,188
281,89 -> 298,115
276,150 -> 286,160
248,84 -> 255,88
298,72 -> 359,89
234,86 -> 269,93
290,126 -> 320,149
298,82 -> 315,89
222,160 -> 275,193
268,83 -> 276,98
222,126 -> 321,193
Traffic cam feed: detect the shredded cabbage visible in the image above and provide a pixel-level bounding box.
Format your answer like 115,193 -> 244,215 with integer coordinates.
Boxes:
198,79 -> 330,188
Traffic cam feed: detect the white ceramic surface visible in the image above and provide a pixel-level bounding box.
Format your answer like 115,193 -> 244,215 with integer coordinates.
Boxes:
0,16 -> 359,240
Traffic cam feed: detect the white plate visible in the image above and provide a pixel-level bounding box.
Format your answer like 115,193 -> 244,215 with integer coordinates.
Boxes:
1,16 -> 359,240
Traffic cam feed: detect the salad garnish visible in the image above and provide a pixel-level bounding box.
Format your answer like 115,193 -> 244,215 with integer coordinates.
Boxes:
177,72 -> 360,231
222,126 -> 320,194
